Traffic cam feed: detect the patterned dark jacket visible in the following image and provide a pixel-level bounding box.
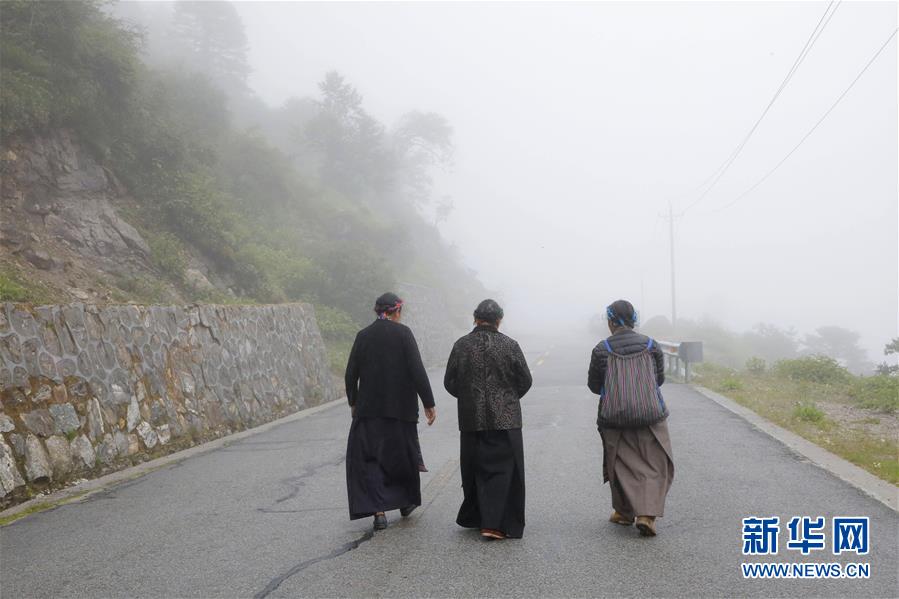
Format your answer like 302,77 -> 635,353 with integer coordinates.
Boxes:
444,325 -> 532,432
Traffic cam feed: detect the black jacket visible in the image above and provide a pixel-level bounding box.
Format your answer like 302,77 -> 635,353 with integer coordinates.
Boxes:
587,328 -> 665,396
444,325 -> 532,432
345,319 -> 435,422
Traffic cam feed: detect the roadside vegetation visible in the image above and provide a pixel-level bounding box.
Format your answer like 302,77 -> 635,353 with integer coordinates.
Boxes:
695,354 -> 899,485
0,1 -> 485,373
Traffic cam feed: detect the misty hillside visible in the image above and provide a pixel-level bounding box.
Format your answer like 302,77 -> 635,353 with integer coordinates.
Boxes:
0,1 -> 485,364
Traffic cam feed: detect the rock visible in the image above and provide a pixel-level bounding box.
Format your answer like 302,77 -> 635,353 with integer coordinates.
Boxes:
86,398 -> 105,440
49,403 -> 80,434
24,435 -> 51,481
156,424 -> 171,446
32,384 -> 53,404
136,422 -> 157,449
0,438 -> 26,496
70,288 -> 91,301
113,431 -> 130,456
23,247 -> 57,270
184,268 -> 215,292
8,433 -> 25,457
52,384 -> 68,403
45,436 -> 74,478
95,433 -> 117,466
126,396 -> 140,431
70,435 -> 95,469
0,413 -> 15,433
128,434 -> 139,455
21,409 -> 55,437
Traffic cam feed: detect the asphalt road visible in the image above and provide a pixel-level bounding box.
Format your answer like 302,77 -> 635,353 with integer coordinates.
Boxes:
2,334 -> 897,598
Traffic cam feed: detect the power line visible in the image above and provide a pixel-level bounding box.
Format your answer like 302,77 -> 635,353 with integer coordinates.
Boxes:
680,0 -> 841,214
704,26 -> 898,215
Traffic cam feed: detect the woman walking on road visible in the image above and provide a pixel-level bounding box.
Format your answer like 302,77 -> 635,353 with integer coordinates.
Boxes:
587,299 -> 674,537
345,292 -> 437,531
444,299 -> 532,540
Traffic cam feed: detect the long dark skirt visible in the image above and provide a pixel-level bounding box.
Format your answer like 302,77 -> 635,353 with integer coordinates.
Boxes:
456,428 -> 526,538
600,420 -> 674,519
346,417 -> 422,520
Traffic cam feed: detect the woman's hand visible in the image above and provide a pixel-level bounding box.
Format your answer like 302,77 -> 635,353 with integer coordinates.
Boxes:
424,406 -> 437,426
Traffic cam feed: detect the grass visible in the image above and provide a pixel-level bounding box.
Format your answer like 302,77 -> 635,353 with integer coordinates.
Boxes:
695,363 -> 899,485
0,266 -> 58,304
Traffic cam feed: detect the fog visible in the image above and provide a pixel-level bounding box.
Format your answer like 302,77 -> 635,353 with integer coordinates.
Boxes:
234,2 -> 897,360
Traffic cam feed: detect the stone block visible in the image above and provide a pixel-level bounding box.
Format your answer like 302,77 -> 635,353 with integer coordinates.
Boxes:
24,435 -> 51,481
21,409 -> 55,437
0,438 -> 25,496
49,403 -> 80,434
45,435 -> 74,478
136,421 -> 157,449
70,435 -> 95,469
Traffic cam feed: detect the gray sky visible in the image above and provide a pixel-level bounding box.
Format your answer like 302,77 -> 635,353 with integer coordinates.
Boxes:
235,1 -> 897,358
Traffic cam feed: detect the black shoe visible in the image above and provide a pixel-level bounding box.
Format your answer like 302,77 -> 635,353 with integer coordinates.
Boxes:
373,514 -> 388,530
400,505 -> 418,518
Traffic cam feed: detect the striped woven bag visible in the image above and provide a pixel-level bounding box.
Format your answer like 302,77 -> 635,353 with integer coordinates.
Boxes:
598,338 -> 669,429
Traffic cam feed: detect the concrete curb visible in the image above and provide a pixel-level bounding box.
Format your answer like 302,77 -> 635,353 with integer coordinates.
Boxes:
0,397 -> 347,526
692,385 -> 898,513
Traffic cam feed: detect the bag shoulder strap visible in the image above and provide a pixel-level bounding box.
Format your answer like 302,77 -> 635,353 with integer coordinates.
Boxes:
603,339 -> 612,353
646,338 -> 654,350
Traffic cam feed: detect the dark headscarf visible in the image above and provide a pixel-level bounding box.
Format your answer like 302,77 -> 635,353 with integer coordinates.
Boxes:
474,299 -> 504,324
374,292 -> 404,318
606,299 -> 638,328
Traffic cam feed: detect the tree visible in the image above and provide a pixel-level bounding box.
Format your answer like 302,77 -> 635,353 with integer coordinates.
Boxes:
803,326 -> 869,373
875,337 -> 899,376
304,71 -> 394,199
742,323 -> 799,363
169,1 -> 250,93
391,111 -> 453,205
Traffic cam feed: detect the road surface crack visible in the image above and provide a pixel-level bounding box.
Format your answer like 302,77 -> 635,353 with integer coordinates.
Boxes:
253,531 -> 374,598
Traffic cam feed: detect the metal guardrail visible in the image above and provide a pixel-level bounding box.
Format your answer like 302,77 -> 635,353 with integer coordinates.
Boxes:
657,339 -> 704,383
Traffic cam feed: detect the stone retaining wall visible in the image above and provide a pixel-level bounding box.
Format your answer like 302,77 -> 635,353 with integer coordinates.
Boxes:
0,302 -> 338,508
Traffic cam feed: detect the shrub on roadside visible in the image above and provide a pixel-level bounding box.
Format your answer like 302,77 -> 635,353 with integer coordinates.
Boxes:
745,356 -> 766,374
848,375 -> 899,414
774,355 -> 851,385
793,401 -> 826,423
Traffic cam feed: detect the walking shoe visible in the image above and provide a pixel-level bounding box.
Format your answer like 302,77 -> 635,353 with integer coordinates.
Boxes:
373,514 -> 388,530
480,528 -> 506,540
400,505 -> 418,518
609,511 -> 635,526
635,516 -> 657,537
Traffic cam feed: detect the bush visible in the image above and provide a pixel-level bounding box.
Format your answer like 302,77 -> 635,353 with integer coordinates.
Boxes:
745,356 -> 766,374
148,232 -> 188,282
315,305 -> 358,342
849,376 -> 899,414
720,377 -> 743,392
793,401 -> 826,423
774,355 -> 851,385
0,273 -> 28,302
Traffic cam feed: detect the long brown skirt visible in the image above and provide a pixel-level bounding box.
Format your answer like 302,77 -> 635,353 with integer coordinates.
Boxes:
600,420 -> 674,518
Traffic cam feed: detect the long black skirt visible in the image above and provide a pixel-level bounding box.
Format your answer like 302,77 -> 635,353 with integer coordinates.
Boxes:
456,428 -> 526,538
346,417 -> 422,520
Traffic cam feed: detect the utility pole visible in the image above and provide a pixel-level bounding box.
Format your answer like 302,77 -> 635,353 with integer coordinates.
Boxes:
666,202 -> 677,329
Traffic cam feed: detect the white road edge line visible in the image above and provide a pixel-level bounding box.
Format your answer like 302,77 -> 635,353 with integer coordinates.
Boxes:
693,385 -> 898,513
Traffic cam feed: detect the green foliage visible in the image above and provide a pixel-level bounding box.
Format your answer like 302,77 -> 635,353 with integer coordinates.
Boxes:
774,355 -> 851,385
0,267 -> 56,304
720,377 -> 743,391
0,0 -> 139,141
0,272 -> 28,302
745,356 -> 766,374
148,232 -> 187,282
792,401 -> 826,423
315,305 -> 358,342
848,376 -> 899,414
